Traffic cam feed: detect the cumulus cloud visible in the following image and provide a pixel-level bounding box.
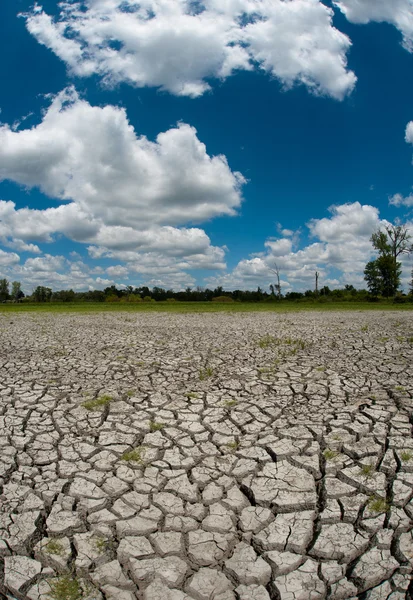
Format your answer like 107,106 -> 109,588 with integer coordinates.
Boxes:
334,0 -> 413,52
208,202 -> 385,291
23,0 -> 356,100
0,249 -> 20,266
0,88 -> 241,283
389,193 -> 413,208
0,87 -> 244,230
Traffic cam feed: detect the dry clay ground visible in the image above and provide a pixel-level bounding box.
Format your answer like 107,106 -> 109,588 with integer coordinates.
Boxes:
1,311 -> 413,600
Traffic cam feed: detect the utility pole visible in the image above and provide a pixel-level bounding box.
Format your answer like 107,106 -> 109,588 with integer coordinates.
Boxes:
315,271 -> 319,296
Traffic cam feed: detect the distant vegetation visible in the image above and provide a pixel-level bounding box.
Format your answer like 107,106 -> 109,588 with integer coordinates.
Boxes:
2,280 -> 413,306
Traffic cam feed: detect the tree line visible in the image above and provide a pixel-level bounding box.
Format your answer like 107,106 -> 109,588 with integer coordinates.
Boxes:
1,224 -> 412,304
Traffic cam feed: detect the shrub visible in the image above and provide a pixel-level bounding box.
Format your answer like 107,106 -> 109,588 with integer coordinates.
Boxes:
211,296 -> 234,302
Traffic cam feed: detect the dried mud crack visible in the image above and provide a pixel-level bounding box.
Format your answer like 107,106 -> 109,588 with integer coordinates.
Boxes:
0,310 -> 413,599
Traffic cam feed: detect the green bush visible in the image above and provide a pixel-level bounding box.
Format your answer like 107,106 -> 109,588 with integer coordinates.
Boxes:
212,296 -> 234,302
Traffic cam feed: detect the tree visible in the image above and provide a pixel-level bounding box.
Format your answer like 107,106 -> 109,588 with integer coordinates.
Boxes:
366,224 -> 412,297
11,281 -> 24,302
269,263 -> 281,299
0,279 -> 9,301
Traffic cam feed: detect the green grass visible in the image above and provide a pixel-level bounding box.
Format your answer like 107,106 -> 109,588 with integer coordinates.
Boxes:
367,495 -> 389,514
323,449 -> 339,460
82,395 -> 112,411
2,301 -> 413,314
47,574 -> 83,600
45,539 -> 65,556
223,399 -> 238,408
401,450 -> 413,462
186,392 -> 198,399
359,463 -> 375,478
121,447 -> 145,463
149,420 -> 164,432
226,440 -> 239,452
199,367 -> 214,380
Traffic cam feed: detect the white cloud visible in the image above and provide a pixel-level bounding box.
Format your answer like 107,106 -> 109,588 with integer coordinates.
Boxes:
208,202 -> 387,291
406,120 -> 413,143
0,88 -> 239,281
0,88 -> 244,230
334,0 -> 413,52
389,193 -> 413,207
0,249 -> 20,266
23,0 -> 356,100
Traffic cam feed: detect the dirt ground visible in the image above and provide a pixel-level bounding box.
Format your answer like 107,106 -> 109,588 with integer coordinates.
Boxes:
1,310 -> 413,599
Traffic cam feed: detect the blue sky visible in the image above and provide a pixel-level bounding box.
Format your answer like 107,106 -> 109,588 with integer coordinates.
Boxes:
1,0 -> 413,294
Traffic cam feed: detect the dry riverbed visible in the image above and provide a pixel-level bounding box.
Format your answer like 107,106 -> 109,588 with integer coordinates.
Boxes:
1,310 -> 413,599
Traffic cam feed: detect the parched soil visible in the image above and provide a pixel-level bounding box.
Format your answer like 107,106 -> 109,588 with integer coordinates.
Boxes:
1,310 -> 413,600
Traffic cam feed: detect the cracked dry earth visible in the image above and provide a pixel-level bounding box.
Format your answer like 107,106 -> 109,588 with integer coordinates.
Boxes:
1,312 -> 413,600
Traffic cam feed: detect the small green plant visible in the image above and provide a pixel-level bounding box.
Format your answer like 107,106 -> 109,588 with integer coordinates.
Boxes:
199,367 -> 214,380
395,386 -> 406,392
126,389 -> 135,397
149,420 -> 164,432
258,335 -> 277,348
121,447 -> 145,463
82,395 -> 112,411
316,366 -> 325,372
359,463 -> 375,478
397,336 -> 405,342
361,324 -> 368,332
47,574 -> 83,600
186,392 -> 198,399
408,337 -> 413,344
135,361 -> 145,367
379,337 -> 388,343
223,399 -> 238,408
323,449 -> 339,460
401,450 -> 413,462
94,536 -> 111,554
367,495 -> 389,514
227,440 -> 239,452
45,539 -> 65,556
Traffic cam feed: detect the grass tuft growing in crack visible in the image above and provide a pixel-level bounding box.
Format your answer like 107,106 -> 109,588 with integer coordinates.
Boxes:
401,450 -> 413,462
149,420 -> 164,432
121,446 -> 145,463
82,395 -> 112,411
359,463 -> 375,478
199,367 -> 214,380
47,574 -> 84,600
223,399 -> 238,408
367,495 -> 389,514
323,449 -> 339,460
45,539 -> 65,556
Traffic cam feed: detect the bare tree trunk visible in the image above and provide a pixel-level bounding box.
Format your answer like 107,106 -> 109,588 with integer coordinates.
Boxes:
315,271 -> 319,296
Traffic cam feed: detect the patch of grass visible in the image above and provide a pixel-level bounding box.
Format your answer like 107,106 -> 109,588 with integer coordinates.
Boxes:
223,399 -> 238,408
149,420 -> 164,432
82,394 -> 112,411
47,574 -> 83,600
121,447 -> 145,463
323,449 -> 339,461
227,440 -> 239,452
367,495 -> 389,514
135,361 -> 145,367
258,335 -> 277,348
199,367 -> 214,380
397,336 -> 405,342
401,450 -> 413,462
315,366 -> 325,372
361,324 -> 368,332
3,300 -> 413,315
94,537 -> 111,554
186,392 -> 198,399
395,386 -> 406,392
126,389 -> 135,397
379,337 -> 389,343
45,539 -> 65,556
359,463 -> 375,478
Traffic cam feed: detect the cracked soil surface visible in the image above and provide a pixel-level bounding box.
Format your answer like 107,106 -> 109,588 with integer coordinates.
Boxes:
1,310 -> 413,600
